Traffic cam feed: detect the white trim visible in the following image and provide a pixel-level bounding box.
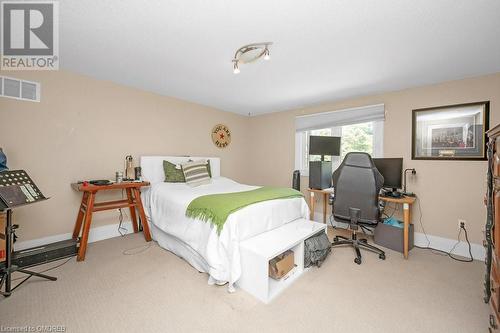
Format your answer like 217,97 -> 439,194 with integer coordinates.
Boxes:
14,220 -> 133,251
372,120 -> 384,158
14,218 -> 485,262
294,132 -> 304,172
296,103 -> 385,120
414,232 -> 485,261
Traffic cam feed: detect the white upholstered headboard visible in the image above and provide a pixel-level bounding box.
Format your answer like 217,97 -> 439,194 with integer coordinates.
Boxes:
140,156 -> 221,184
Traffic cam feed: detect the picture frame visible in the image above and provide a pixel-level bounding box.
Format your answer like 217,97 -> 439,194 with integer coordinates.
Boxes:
412,101 -> 490,160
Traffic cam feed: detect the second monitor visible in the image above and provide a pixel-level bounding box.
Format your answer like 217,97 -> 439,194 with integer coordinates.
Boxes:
309,136 -> 341,161
372,157 -> 403,197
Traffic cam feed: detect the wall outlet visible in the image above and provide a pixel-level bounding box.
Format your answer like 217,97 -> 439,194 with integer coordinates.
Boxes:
458,219 -> 466,229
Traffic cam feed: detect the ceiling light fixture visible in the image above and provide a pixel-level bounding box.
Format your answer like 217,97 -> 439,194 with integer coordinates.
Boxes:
232,42 -> 273,74
233,60 -> 240,74
263,47 -> 270,61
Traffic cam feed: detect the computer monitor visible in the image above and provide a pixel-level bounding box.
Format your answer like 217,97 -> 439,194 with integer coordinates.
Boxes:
372,158 -> 403,193
309,136 -> 341,160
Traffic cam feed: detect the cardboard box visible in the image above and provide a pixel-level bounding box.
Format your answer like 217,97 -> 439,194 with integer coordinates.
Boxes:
269,250 -> 295,280
0,212 -> 5,262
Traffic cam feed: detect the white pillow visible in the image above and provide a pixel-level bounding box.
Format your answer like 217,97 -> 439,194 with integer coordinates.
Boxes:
181,160 -> 211,187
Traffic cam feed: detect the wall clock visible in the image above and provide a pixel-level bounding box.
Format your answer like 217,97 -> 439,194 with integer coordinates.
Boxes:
212,124 -> 231,148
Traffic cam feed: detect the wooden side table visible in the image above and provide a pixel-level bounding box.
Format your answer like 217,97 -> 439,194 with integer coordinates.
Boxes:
71,181 -> 152,261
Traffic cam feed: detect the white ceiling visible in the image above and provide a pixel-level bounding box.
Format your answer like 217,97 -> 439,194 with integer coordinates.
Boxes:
60,0 -> 500,115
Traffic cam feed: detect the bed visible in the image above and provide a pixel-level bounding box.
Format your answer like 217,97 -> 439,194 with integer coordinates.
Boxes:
140,156 -> 309,291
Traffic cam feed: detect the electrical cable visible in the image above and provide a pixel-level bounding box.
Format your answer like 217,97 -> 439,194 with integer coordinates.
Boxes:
116,189 -> 130,236
118,208 -> 128,236
122,215 -> 155,255
382,202 -> 398,219
413,195 -> 473,262
123,243 -> 153,255
448,227 -> 474,262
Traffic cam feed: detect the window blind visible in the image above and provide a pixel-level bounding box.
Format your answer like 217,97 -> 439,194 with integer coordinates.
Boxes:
295,104 -> 385,132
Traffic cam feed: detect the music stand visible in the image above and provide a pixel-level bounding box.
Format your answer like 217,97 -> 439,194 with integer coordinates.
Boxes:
0,170 -> 56,297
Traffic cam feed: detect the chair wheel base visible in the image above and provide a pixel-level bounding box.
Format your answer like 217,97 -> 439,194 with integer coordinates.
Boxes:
354,257 -> 362,265
379,254 -> 386,260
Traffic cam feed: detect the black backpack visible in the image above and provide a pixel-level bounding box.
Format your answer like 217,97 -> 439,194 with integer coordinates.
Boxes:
304,232 -> 331,268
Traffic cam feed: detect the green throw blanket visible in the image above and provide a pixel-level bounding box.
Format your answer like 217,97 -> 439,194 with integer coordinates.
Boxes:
186,187 -> 304,234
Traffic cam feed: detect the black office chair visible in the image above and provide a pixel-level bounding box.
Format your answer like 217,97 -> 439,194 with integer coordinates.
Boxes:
331,152 -> 386,264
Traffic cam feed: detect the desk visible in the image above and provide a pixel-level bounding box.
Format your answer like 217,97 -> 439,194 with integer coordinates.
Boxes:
71,181 -> 152,261
306,188 -> 416,259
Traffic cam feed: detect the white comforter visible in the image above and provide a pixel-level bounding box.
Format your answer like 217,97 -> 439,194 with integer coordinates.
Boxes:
146,177 -> 309,286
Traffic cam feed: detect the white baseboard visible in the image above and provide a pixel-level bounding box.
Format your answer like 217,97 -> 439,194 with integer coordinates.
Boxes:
316,212 -> 485,261
15,220 -> 133,251
16,214 -> 486,262
413,232 -> 485,261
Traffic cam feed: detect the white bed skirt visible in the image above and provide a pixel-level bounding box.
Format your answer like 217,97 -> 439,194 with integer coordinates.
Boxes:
150,223 -> 237,291
150,223 -> 208,274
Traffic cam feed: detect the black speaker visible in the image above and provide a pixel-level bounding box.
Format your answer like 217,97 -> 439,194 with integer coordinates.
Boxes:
292,170 -> 300,191
134,166 -> 142,180
309,161 -> 332,189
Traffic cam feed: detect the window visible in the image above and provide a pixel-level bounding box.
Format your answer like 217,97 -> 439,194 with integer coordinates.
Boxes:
294,104 -> 385,174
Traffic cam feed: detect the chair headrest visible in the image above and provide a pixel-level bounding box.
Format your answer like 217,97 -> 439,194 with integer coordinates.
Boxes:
343,152 -> 374,168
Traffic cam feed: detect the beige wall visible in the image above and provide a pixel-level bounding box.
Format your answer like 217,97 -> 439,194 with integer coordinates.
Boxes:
248,73 -> 500,244
1,70 -> 499,245
0,71 -> 251,241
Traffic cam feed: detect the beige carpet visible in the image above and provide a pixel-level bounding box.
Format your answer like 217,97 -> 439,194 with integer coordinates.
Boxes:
0,229 -> 489,333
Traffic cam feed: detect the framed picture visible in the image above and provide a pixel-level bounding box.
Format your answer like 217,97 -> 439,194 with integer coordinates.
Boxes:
412,101 -> 490,160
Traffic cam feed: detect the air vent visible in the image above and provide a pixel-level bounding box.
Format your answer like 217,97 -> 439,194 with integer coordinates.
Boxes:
4,78 -> 20,98
0,76 -> 40,102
